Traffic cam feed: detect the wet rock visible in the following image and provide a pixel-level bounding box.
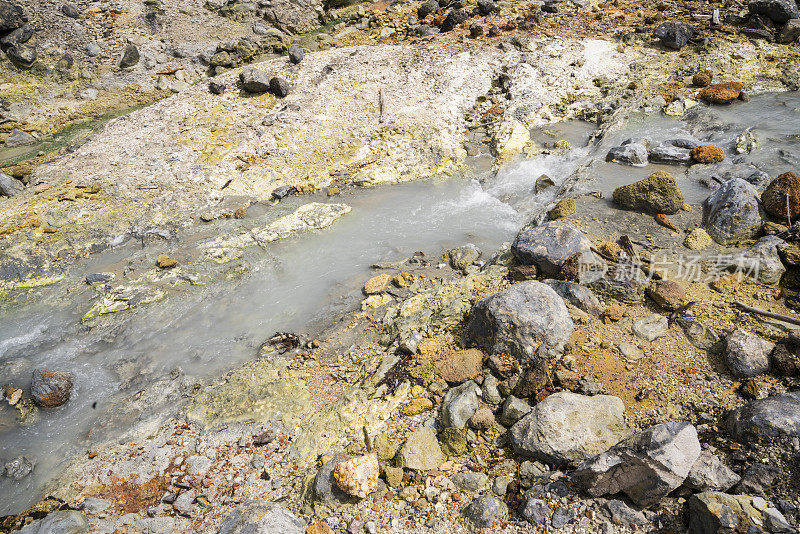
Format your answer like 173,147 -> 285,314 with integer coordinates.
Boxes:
240,68 -> 271,93
605,499 -> 648,527
62,3 -> 79,18
512,221 -> 605,281
589,263 -> 648,303
396,427 -> 445,470
684,228 -> 713,250
18,511 -> 89,534
606,142 -> 648,166
119,44 -> 140,68
287,44 -> 304,64
647,280 -> 688,311
761,171 -> 800,221
441,380 -> 480,429
510,392 -> 629,465
270,76 -> 290,98
440,8 -> 468,32
5,130 -> 35,147
573,422 -> 701,507
702,178 -> 765,245
548,198 -> 575,220
498,395 -> 531,426
520,496 -> 552,525
314,455 -> 358,506
690,145 -> 725,163
218,501 -> 305,533
435,348 -> 483,383
725,391 -> 800,441
334,453 -> 379,498
649,143 -> 692,165
653,21 -> 695,49
0,173 -> 23,196
698,82 -> 743,104
693,69 -> 713,87
632,314 -> 669,342
465,281 -> 573,362
452,471 -> 489,492
448,244 -> 481,272
686,451 -> 741,492
613,171 -> 684,214
4,455 -> 34,480
31,369 -> 73,407
463,495 -> 507,528
688,492 -> 783,534
748,0 -> 799,23
725,328 -> 774,377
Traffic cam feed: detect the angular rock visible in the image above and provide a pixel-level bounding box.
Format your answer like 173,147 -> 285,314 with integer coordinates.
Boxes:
612,171 -> 684,214
481,374 -> 502,404
575,422 -> 701,508
702,178 -> 765,245
520,496 -> 552,525
448,244 -> 481,272
4,129 -> 35,147
287,44 -> 304,64
209,80 -> 227,94
718,235 -> 785,285
218,501 -> 305,534
119,44 -> 139,68
270,76 -> 289,98
396,427 -> 445,470
544,280 -> 603,316
512,220 -> 605,281
313,455 -> 357,506
498,395 -> 531,426
686,451 -> 741,492
761,171 -> 800,221
779,18 -> 800,43
725,391 -> 800,441
441,380 -> 480,429
605,499 -> 648,527
6,43 -> 36,68
606,142 -> 648,166
463,495 -> 507,528
240,68 -> 271,93
589,263 -> 648,303
646,280 -> 688,311
653,21 -> 695,49
334,453 -> 379,498
632,314 -> 669,342
688,492 -> 776,534
725,328 -> 774,377
510,392 -> 630,465
0,173 -> 23,196
0,2 -> 25,35
649,143 -> 692,164
736,463 -> 781,495
418,0 -> 438,18
748,0 -> 799,23
31,369 -> 73,407
0,23 -> 32,48
18,511 -> 89,534
465,281 -> 574,362
4,455 -> 34,481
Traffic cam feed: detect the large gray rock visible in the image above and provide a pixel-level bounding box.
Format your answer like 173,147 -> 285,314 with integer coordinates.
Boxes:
649,144 -> 692,164
240,68 -> 271,93
0,173 -> 23,196
724,328 -> 774,378
686,451 -> 741,492
509,392 -> 630,465
717,236 -> 785,285
18,511 -> 89,534
441,380 -> 480,429
702,178 -> 765,246
463,495 -> 507,528
218,501 -> 305,534
512,221 -> 606,282
544,280 -> 603,316
573,422 -> 701,508
748,0 -> 799,23
396,427 -> 446,470
465,281 -> 573,363
606,142 -> 648,166
725,391 -> 800,441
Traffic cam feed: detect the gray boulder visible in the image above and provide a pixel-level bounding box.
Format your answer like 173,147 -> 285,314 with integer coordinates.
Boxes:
748,0 -> 799,23
512,221 -> 606,282
649,143 -> 692,164
4,455 -> 34,480
463,495 -> 507,528
287,44 -> 304,64
0,173 -> 23,196
724,328 -> 774,377
572,421 -> 701,507
632,314 -> 668,342
118,43 -> 139,68
441,380 -> 480,429
716,236 -> 785,285
465,281 -> 574,363
686,451 -> 741,492
653,21 -> 695,49
605,499 -> 648,527
396,427 -> 445,470
218,501 -> 305,534
18,511 -> 88,534
725,391 -> 800,441
702,178 -> 765,245
544,280 -> 603,316
240,68 -> 271,93
509,392 -> 630,465
606,142 -> 648,166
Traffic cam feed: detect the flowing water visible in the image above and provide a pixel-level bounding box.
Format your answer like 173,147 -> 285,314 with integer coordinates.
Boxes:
1,92 -> 798,514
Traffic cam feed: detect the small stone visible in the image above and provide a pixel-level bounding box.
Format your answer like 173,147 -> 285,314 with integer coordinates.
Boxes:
690,145 -> 725,164
364,273 -> 391,294
62,3 -> 79,17
240,68 -> 271,93
464,495 -> 507,528
684,228 -> 713,250
548,198 -> 575,220
334,453 -> 379,498
396,427 -> 445,470
646,280 -> 688,311
287,45 -> 304,64
498,395 -> 531,426
4,456 -> 34,480
692,69 -> 713,87
698,82 -> 743,104
452,471 -> 489,492
402,397 -> 434,416
306,523 -> 334,534
439,427 -> 468,457
384,466 -> 403,487
725,328 -> 774,378
157,254 -> 178,269
31,369 -> 73,407
686,451 -> 741,492
632,314 -> 669,342
441,380 -> 480,429
440,8 -> 468,32
434,348 -> 483,383
119,44 -> 140,68
270,76 -> 290,98
209,80 -> 227,94
469,406 -> 495,429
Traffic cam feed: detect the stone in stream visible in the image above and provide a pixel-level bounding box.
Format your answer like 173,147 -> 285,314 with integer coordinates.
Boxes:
440,8 -> 468,32
463,495 -> 507,528
512,221 -> 606,281
649,144 -> 692,164
632,314 -> 668,342
544,280 -> 603,317
685,451 -> 741,492
698,82 -> 743,104
509,391 -> 630,465
17,511 -> 89,534
240,68 -> 271,93
725,391 -> 800,441
702,178 -> 765,245
716,236 -> 785,285
748,0 -> 799,23
441,380 -> 480,428
548,198 -> 575,220
688,492 -> 791,534
646,280 -> 688,311
119,43 -> 140,68
396,427 -> 445,470
724,328 -> 774,377
218,501 -> 306,534
0,173 -> 23,196
606,141 -> 648,166
4,130 -> 35,147
333,453 -> 379,498
465,281 -> 574,363
287,44 -> 304,64
612,171 -> 684,214
572,421 -> 701,508
4,455 -> 34,480
31,369 -> 73,407
653,21 -> 695,49
761,171 -> 800,221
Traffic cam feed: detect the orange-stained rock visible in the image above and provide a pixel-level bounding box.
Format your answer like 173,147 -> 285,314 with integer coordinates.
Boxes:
761,171 -> 800,221
333,453 -> 379,498
698,82 -> 743,104
690,145 -> 725,164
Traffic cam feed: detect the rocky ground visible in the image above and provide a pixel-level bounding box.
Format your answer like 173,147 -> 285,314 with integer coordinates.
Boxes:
1,0 -> 800,531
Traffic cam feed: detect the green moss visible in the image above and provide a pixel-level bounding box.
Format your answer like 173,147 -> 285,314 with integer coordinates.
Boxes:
408,360 -> 434,386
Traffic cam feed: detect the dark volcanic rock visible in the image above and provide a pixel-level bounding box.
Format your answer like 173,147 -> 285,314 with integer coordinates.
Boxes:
119,43 -> 140,68
761,171 -> 800,221
606,142 -> 648,166
440,9 -> 468,32
418,0 -> 438,18
0,22 -> 32,48
31,369 -> 74,407
270,76 -> 290,97
287,44 -> 304,64
725,391 -> 800,441
209,80 -> 227,94
61,3 -> 79,18
653,21 -> 695,49
0,1 -> 26,35
240,68 -> 271,93
748,0 -> 799,23
6,43 -> 36,68
512,220 -> 606,282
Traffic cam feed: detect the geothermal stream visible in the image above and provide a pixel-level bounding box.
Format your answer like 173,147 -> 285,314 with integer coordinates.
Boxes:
1,92 -> 799,515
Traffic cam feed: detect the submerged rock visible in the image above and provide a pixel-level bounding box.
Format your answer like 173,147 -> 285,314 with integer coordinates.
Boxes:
465,281 -> 573,363
725,391 -> 800,441
612,171 -> 684,214
4,455 -> 34,481
606,142 -> 648,166
725,328 -> 774,377
702,178 -> 764,245
512,221 -> 605,281
31,369 -> 73,407
573,422 -> 701,507
218,501 -> 305,533
509,391 -> 629,465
